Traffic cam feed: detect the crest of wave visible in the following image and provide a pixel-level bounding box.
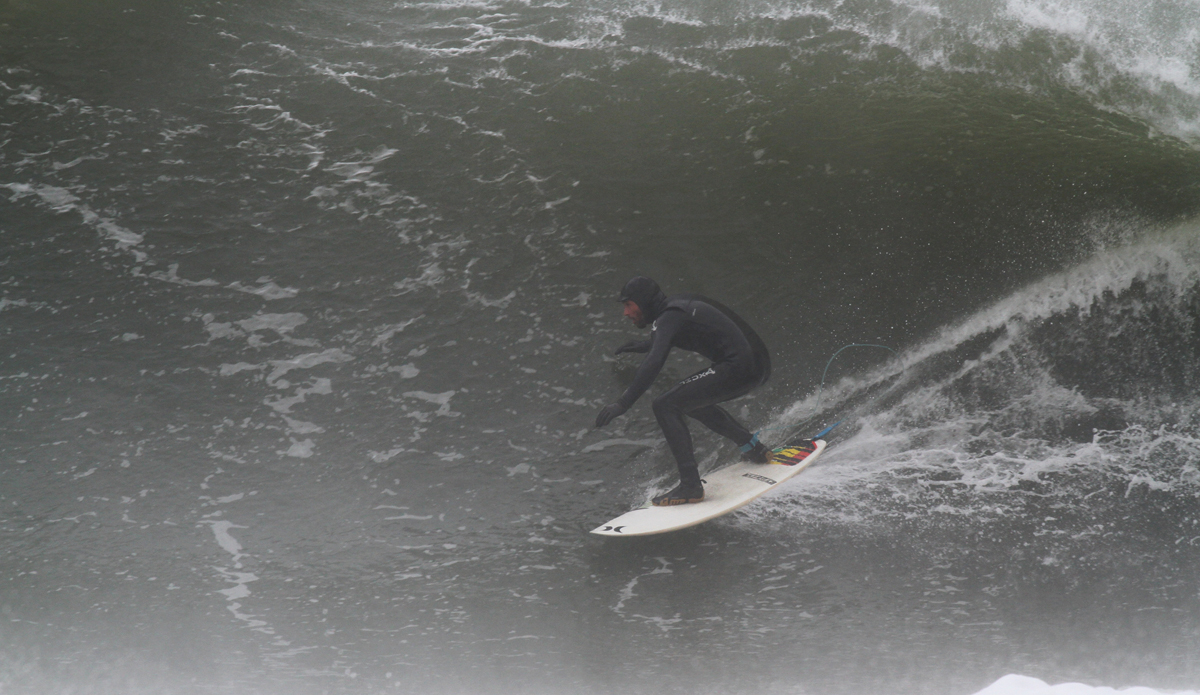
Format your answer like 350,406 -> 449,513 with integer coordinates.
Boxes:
746,222 -> 1200,520
595,0 -> 1200,140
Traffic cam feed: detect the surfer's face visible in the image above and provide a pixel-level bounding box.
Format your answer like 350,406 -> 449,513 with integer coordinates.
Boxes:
622,300 -> 647,328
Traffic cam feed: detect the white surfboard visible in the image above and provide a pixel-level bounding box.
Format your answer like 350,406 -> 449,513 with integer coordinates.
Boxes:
590,440 -> 826,537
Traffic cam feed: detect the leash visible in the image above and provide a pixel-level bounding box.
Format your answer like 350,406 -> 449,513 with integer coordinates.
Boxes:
754,343 -> 898,445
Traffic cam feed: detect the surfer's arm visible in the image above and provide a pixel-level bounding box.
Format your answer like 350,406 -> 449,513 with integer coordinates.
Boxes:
616,311 -> 681,409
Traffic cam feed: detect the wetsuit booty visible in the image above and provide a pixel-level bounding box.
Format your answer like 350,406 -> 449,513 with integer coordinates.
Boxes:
740,440 -> 771,463
652,480 -> 705,506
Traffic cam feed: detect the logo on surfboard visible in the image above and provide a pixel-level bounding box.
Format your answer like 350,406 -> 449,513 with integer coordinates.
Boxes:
741,473 -> 777,485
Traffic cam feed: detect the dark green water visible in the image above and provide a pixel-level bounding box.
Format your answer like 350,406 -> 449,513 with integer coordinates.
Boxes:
3,0 -> 1200,693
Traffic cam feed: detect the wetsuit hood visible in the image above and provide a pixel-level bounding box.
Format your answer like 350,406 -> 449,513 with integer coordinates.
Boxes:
618,276 -> 669,322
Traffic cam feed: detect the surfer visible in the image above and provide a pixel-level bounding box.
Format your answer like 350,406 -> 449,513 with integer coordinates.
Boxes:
595,276 -> 772,506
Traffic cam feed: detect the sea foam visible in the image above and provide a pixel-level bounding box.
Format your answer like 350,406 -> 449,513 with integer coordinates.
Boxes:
974,674 -> 1199,695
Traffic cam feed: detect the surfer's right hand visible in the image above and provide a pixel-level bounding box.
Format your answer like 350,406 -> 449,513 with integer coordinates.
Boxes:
595,402 -> 627,427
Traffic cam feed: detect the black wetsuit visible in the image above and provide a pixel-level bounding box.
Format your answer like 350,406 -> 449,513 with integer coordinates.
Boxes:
609,288 -> 770,483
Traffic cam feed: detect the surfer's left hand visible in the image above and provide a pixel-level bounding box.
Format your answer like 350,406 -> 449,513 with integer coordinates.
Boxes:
595,402 -> 627,427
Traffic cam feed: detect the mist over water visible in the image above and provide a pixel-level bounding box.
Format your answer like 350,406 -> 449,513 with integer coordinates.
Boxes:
2,0 -> 1200,693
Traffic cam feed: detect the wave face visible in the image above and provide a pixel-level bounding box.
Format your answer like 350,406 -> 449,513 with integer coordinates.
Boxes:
2,0 -> 1200,693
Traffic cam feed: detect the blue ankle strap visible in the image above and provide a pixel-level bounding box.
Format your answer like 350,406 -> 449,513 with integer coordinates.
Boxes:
738,433 -> 760,453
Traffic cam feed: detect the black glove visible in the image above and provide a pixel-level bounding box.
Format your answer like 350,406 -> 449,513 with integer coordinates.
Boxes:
614,340 -> 651,355
595,402 -> 628,428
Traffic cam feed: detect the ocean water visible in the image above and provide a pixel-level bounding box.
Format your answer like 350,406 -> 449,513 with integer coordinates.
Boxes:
2,0 -> 1199,693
